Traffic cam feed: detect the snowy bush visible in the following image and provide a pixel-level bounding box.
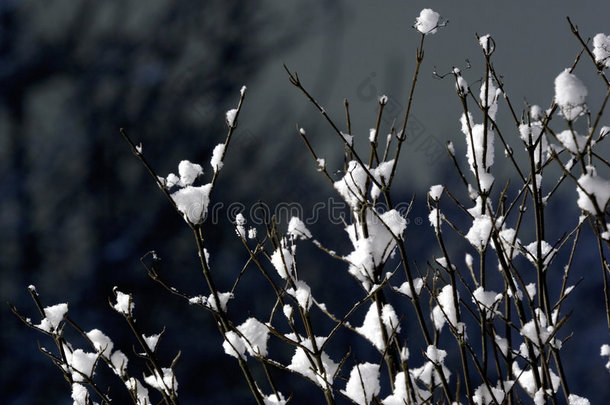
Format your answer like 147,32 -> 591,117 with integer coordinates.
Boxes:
11,11 -> 610,405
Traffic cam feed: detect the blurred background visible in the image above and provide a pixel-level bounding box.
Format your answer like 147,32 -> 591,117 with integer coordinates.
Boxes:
1,0 -> 609,403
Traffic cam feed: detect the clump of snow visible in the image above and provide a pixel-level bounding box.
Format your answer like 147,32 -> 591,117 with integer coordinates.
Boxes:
341,363 -> 380,405
472,380 -> 513,405
207,292 -> 233,312
479,34 -> 494,54
68,349 -> 98,382
235,213 -> 247,238
171,184 -> 212,224
432,285 -> 464,335
521,308 -> 560,349
429,184 -> 444,201
495,336 -> 509,357
270,246 -> 294,279
110,350 -> 129,376
178,160 -> 203,186
71,383 -> 89,405
126,377 -> 151,405
356,303 -> 400,351
144,367 -> 178,396
223,331 -> 246,359
248,227 -> 257,239
480,73 -> 501,120
36,303 -> 68,333
143,333 -> 161,352
554,69 -> 588,121
428,208 -> 442,232
283,304 -> 293,320
513,364 -> 560,396
210,143 -> 225,173
414,9 -> 441,35
264,392 -> 288,405
601,344 -> 610,371
576,166 -> 610,214
369,128 -> 377,143
472,287 -> 503,318
568,394 -> 591,405
316,158 -> 326,171
240,85 -> 247,96
455,69 -> 469,95
86,329 -> 114,358
466,215 -> 496,250
334,160 -> 367,208
226,108 -> 238,127
288,217 -> 312,240
113,289 -> 134,316
341,132 -> 354,147
287,280 -> 312,310
286,335 -> 338,387
556,130 -> 588,154
593,33 -> 610,69
524,240 -> 557,269
412,345 -> 451,386
396,277 -> 424,299
370,160 -> 395,200
447,141 -> 455,155
492,227 -> 521,260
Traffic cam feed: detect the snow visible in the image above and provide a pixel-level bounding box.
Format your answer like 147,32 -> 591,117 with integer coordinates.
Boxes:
379,95 -> 388,104
69,349 -> 98,381
513,364 -> 560,395
316,158 -> 326,171
601,344 -> 610,371
344,209 -> 407,289
569,392 -> 591,405
383,372 -> 427,405
235,213 -> 247,238
248,227 -> 257,239
432,285 -> 462,333
334,160 -> 368,208
288,216 -> 312,239
429,184 -> 444,200
479,34 -> 494,54
472,287 -> 502,318
524,240 -> 556,269
165,172 -> 180,188
287,280 -> 312,310
238,317 -> 270,357
556,129 -> 588,154
171,184 -> 212,224
126,378 -> 151,405
593,33 -> 610,69
428,208 -> 442,231
36,303 -> 68,333
472,381 -> 512,405
396,277 -> 424,299
341,132 -> 354,147
178,160 -> 203,186
466,215 -> 495,250
576,167 -> 610,214
113,290 -> 134,316
479,73 -> 500,120
226,108 -> 238,127
492,227 -> 521,259
86,329 -> 114,358
521,308 -> 554,347
355,302 -> 400,351
71,383 -> 89,405
341,362 -> 380,405
210,143 -> 225,173
223,331 -> 246,359
369,128 -> 377,143
554,69 -> 588,121
283,304 -> 293,320
144,367 -> 178,395
143,333 -> 161,352
495,336 -> 509,357
240,85 -> 247,96
270,246 -> 294,279
264,393 -> 288,405
415,8 -> 440,34
461,117 -> 495,190
371,160 -> 395,199
207,292 -> 233,312
412,345 -> 451,386
447,141 -> 455,155
286,335 -> 338,386
110,350 -> 128,376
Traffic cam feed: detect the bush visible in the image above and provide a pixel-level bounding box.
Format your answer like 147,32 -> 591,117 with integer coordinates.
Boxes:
11,9 -> 610,405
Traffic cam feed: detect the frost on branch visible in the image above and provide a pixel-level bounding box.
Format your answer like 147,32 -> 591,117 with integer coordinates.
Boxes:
341,362 -> 380,405
554,69 -> 588,121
